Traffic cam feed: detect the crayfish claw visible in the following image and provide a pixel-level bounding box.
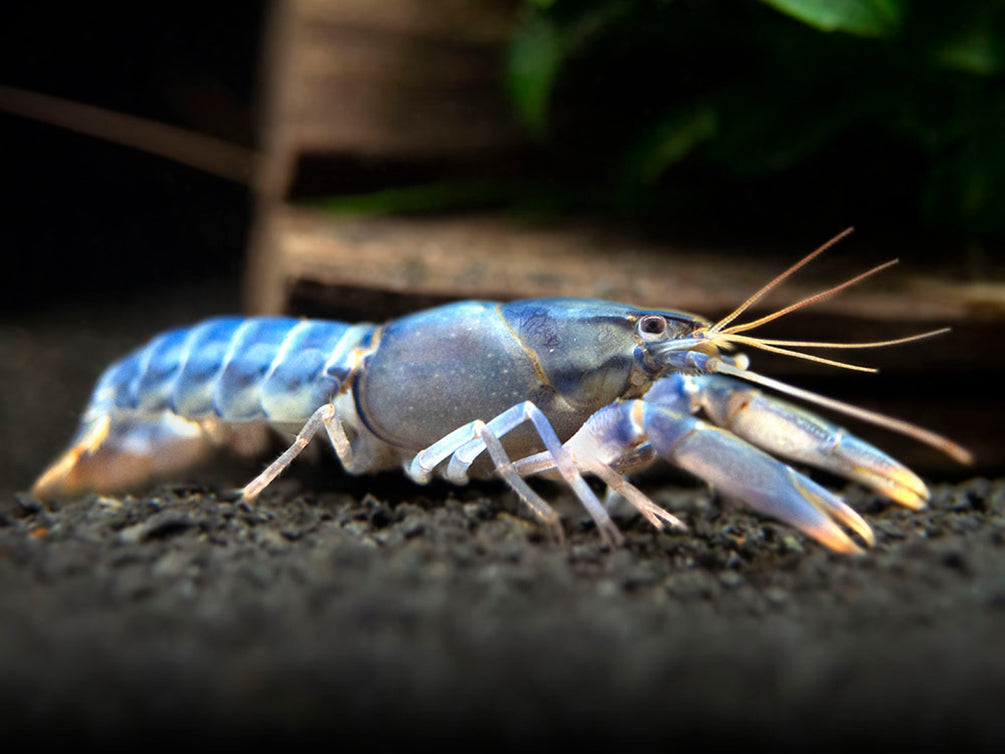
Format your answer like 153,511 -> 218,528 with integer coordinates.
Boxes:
693,375 -> 930,510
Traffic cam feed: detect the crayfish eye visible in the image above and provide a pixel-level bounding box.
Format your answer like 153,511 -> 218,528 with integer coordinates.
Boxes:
637,314 -> 668,341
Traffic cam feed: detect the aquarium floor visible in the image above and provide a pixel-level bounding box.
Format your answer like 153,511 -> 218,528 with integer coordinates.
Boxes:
2,281 -> 1003,748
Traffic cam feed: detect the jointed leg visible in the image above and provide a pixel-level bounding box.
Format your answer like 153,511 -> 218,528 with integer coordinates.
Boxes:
512,445 -> 684,531
408,401 -> 624,545
241,401 -> 367,499
468,420 -> 566,544
580,458 -> 686,530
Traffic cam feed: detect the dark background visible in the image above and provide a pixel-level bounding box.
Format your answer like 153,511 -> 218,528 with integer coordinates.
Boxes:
0,3 -> 264,311
3,2 -> 1002,315
1,5 -> 1003,749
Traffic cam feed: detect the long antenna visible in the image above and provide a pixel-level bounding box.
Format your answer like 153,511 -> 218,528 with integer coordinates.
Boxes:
713,227 -> 855,332
719,259 -> 898,335
738,329 -> 951,350
704,328 -> 951,371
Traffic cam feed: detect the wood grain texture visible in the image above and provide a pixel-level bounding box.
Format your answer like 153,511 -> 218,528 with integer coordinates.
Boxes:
254,208 -> 1004,323
261,0 -> 521,167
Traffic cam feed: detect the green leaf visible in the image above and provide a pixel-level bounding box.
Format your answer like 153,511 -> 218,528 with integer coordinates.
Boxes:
760,0 -> 904,37
707,70 -> 878,175
922,95 -> 1005,233
930,21 -> 1004,75
506,2 -> 633,136
312,182 -> 518,216
506,16 -> 564,136
621,103 -> 718,185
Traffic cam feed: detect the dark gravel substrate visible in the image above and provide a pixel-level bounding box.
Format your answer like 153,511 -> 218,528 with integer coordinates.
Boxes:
3,285 -> 1004,749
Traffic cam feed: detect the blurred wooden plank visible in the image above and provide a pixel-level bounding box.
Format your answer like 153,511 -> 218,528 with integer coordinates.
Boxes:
258,0 -> 521,194
252,208 -> 1005,323
247,0 -> 526,313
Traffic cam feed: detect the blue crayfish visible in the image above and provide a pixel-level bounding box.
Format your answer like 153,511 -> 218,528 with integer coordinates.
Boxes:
33,231 -> 970,553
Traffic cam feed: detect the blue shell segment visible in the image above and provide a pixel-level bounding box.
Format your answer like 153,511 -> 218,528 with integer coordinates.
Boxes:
83,317 -> 373,424
259,321 -> 372,422
213,319 -> 303,420
135,327 -> 196,411
171,318 -> 251,416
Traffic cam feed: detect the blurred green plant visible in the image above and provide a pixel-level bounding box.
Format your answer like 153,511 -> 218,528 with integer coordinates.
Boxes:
506,0 -> 1005,235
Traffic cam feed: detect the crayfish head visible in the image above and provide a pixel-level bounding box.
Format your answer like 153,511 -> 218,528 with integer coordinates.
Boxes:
499,298 -> 709,410
633,314 -> 723,380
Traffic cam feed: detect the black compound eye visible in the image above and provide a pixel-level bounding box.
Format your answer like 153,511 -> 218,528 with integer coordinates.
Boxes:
638,314 -> 668,341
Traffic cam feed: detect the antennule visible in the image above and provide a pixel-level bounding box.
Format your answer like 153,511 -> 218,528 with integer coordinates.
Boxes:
713,334 -> 878,372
